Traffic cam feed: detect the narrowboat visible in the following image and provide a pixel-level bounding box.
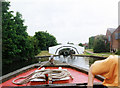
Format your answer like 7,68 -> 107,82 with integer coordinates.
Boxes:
0,60 -> 104,88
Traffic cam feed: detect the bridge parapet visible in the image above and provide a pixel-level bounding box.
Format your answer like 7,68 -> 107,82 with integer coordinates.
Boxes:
49,44 -> 84,55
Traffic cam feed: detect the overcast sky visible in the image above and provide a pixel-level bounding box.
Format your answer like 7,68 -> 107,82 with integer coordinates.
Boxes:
9,0 -> 119,44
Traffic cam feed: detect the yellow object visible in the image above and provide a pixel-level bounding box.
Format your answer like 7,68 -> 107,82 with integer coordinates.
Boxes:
91,55 -> 118,86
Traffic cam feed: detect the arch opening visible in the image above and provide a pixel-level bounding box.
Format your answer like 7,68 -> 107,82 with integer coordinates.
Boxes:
58,48 -> 75,56
55,46 -> 79,55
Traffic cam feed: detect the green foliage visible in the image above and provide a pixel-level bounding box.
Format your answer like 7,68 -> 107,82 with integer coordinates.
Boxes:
34,31 -> 58,50
78,43 -> 83,47
115,50 -> 120,55
89,36 -> 95,49
105,42 -> 110,52
2,1 -> 40,64
2,1 -> 58,66
93,35 -> 110,53
34,32 -> 46,50
32,36 -> 41,55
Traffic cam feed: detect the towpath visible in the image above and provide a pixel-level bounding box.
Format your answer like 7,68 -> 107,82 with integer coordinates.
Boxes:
85,50 -> 96,54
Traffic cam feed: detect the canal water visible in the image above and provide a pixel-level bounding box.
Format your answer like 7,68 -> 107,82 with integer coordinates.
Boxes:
54,55 -> 98,69
2,55 -> 100,76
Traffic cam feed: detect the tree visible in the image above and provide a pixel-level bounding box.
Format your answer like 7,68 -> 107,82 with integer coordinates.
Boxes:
2,1 -> 17,64
34,31 -> 58,50
2,1 -> 40,64
93,35 -> 109,53
78,43 -> 83,47
105,42 -> 110,52
34,32 -> 46,50
89,36 -> 95,49
2,1 -> 57,65
30,36 -> 40,55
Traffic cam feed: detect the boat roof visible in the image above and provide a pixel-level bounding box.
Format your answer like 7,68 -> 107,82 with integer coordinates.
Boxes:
0,61 -> 104,87
0,67 -> 101,87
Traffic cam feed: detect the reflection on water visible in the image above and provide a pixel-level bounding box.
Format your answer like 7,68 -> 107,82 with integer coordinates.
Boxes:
55,55 -> 97,69
3,55 -> 99,76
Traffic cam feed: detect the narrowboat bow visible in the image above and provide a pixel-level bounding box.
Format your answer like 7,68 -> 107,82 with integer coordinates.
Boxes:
0,60 -> 104,88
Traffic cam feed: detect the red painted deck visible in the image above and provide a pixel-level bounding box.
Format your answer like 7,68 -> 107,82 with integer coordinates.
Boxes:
0,67 -> 101,87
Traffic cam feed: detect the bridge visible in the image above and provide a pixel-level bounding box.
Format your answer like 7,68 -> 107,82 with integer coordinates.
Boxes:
49,44 -> 84,55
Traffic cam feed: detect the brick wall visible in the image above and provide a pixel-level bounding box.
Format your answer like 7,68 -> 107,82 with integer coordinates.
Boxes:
112,26 -> 120,50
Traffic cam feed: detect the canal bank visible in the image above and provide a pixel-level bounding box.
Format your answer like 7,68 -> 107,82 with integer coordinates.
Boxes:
35,54 -> 107,59
36,50 -> 109,59
72,54 -> 107,59
83,50 -> 115,58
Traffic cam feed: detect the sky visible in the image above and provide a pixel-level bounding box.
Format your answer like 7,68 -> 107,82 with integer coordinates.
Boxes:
9,0 -> 119,44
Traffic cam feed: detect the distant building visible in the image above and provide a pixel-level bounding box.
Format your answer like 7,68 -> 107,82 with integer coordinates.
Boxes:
106,26 -> 120,52
83,43 -> 88,49
106,28 -> 116,51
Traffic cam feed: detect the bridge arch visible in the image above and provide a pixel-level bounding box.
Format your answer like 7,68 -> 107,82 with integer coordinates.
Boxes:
55,46 -> 79,55
49,44 -> 84,55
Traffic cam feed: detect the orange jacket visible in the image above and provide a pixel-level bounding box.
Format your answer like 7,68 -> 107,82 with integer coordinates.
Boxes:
91,55 -> 118,86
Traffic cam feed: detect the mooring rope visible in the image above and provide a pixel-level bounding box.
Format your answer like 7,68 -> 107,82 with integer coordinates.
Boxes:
12,61 -> 73,85
12,61 -> 47,85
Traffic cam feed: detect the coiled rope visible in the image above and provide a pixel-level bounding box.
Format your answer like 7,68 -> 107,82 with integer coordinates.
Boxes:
12,62 -> 73,85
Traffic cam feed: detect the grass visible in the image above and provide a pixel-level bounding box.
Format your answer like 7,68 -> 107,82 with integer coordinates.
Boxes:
83,49 -> 115,57
38,57 -> 49,62
37,50 -> 115,59
86,49 -> 93,52
36,51 -> 51,62
37,51 -> 52,56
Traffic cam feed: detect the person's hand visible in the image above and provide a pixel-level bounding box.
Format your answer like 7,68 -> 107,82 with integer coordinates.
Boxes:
87,65 -> 94,88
